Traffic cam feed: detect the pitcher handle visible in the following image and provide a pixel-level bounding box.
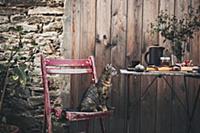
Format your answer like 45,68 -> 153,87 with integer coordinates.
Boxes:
144,51 -> 149,65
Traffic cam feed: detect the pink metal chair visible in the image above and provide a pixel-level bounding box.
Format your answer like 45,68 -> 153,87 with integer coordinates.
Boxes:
40,55 -> 112,133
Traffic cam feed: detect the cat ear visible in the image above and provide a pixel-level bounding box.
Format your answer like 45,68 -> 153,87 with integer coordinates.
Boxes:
109,64 -> 113,69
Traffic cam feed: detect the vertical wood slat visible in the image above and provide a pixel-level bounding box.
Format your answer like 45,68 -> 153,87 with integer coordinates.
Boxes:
157,1 -> 175,133
96,0 -> 112,76
126,0 -> 143,133
95,0 -> 112,133
159,0 -> 175,54
142,0 -> 159,59
141,1 -> 159,133
64,0 -> 81,132
127,0 -> 143,61
173,1 -> 190,133
69,0 -> 81,109
79,0 -> 96,132
191,0 -> 200,65
110,0 -> 127,133
62,0 -> 73,110
79,0 -> 96,104
80,0 -> 96,59
190,1 -> 200,133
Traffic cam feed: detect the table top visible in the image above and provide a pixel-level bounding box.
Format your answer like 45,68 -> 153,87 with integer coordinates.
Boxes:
120,69 -> 200,78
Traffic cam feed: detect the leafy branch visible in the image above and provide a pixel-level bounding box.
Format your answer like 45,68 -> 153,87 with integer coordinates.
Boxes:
0,26 -> 39,113
150,6 -> 200,61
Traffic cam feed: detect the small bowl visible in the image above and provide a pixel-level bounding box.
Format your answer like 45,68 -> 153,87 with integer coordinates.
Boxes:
128,60 -> 140,68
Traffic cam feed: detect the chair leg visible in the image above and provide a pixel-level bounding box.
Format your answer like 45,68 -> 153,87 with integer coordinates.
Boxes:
85,120 -> 89,133
63,123 -> 70,133
100,118 -> 105,133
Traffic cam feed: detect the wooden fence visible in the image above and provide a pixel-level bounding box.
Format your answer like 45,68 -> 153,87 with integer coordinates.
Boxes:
63,0 -> 200,133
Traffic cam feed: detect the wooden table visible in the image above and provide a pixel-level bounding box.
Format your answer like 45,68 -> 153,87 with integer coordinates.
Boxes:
120,69 -> 200,133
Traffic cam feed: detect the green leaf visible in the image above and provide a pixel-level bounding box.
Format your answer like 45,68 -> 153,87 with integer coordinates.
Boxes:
12,75 -> 19,80
13,66 -> 27,86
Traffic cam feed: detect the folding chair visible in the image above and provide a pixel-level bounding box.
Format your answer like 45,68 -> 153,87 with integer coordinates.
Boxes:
40,55 -> 113,133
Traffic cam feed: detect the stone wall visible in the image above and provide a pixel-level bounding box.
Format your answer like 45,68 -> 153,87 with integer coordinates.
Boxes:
0,0 -> 64,132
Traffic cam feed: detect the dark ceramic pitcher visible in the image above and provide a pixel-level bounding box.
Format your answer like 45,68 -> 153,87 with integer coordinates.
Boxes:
144,46 -> 165,66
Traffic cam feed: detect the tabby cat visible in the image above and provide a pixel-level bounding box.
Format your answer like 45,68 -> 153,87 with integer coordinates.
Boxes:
79,64 -> 117,112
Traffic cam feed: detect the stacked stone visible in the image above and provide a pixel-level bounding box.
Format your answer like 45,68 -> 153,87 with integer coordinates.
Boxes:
0,0 -> 64,132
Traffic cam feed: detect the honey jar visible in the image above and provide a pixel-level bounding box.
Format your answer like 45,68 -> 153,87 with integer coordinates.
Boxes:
160,57 -> 170,66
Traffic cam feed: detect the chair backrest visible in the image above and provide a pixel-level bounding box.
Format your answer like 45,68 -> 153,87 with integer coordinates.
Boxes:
41,55 -> 98,102
41,55 -> 98,105
41,55 -> 98,83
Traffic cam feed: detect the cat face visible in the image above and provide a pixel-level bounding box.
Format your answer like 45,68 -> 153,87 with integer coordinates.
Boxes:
105,64 -> 118,76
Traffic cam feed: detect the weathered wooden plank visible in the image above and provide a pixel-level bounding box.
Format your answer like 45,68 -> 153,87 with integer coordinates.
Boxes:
191,80 -> 200,133
157,76 -> 173,133
189,1 -> 200,133
172,1 -> 190,133
142,0 -> 159,57
159,0 -> 175,53
95,0 -> 112,75
141,0 -> 159,133
63,0 -> 81,132
78,0 -> 96,132
79,0 -> 96,58
126,0 -> 143,133
127,0 -> 143,62
191,33 -> 200,65
156,1 -> 175,133
79,0 -> 96,99
62,0 -> 74,108
191,0 -> 200,65
66,0 -> 81,60
171,76 -> 188,133
140,75 -> 157,133
110,0 -> 127,132
63,0 -> 81,108
95,0 -> 112,132
176,0 -> 191,61
127,75 -> 141,133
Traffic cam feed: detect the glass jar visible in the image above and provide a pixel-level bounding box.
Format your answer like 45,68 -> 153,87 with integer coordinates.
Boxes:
160,57 -> 170,66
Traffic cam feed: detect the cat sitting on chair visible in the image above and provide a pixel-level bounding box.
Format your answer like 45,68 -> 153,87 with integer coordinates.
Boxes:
79,64 -> 117,112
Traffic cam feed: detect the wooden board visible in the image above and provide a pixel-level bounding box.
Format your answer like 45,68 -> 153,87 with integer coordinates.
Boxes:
95,0 -> 112,75
127,75 -> 141,133
95,0 -> 112,132
159,0 -> 175,54
110,0 -> 127,132
79,0 -> 96,104
63,0 -> 81,108
156,1 -> 175,133
79,0 -> 96,132
189,1 -> 200,133
62,0 -> 73,109
126,0 -> 143,133
141,0 -> 159,133
172,1 -> 190,133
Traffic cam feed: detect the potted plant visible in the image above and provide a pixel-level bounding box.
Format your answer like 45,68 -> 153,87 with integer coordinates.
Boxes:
150,6 -> 200,63
0,26 -> 39,132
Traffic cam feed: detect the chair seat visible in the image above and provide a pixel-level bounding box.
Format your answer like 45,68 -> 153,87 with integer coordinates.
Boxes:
66,111 -> 113,121
53,107 -> 113,121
